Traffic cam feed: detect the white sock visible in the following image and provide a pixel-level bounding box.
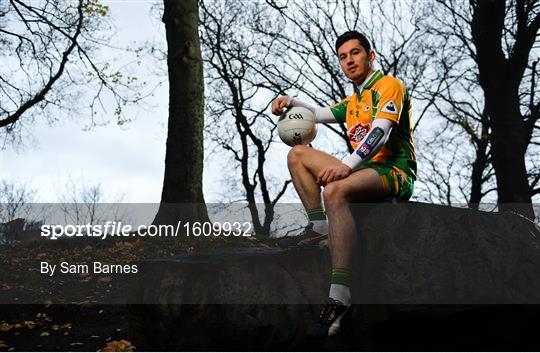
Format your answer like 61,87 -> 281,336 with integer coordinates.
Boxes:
329,283 -> 351,305
311,220 -> 328,235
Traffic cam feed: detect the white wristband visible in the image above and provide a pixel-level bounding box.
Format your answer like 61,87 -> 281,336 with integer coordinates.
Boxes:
342,153 -> 364,170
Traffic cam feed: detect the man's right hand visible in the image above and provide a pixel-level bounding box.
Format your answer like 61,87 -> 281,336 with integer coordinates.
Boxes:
271,95 -> 292,115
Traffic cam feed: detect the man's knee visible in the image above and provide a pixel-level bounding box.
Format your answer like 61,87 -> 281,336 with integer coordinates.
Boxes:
287,145 -> 310,169
323,182 -> 348,204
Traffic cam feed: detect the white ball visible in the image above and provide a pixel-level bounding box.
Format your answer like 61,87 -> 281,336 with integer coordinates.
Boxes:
277,107 -> 317,147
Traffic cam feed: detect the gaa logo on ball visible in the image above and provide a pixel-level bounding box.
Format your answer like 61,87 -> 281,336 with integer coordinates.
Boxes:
277,107 -> 317,146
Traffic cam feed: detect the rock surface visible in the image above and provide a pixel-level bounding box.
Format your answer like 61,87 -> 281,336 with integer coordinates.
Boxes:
356,202 -> 540,304
127,202 -> 540,349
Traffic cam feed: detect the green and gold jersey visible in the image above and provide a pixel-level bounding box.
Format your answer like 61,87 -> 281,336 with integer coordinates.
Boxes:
330,70 -> 417,179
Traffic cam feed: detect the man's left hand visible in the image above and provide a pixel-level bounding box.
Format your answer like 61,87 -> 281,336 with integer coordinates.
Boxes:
317,164 -> 352,185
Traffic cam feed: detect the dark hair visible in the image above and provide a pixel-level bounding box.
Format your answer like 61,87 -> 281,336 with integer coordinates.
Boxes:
335,31 -> 372,54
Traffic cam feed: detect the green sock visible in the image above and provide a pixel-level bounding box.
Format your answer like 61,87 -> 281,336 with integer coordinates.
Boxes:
331,268 -> 351,286
307,207 -> 326,221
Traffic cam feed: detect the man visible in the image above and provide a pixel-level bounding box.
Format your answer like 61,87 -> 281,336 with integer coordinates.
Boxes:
270,31 -> 416,338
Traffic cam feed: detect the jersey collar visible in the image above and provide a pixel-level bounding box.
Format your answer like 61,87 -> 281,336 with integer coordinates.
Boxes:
353,69 -> 384,95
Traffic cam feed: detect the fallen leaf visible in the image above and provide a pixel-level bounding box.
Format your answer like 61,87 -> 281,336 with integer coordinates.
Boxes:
91,335 -> 100,338
69,342 -> 84,346
132,239 -> 144,249
0,341 -> 8,348
40,331 -> 49,337
8,347 -> 15,351
0,323 -> 13,332
23,321 -> 36,329
115,242 -> 133,249
60,323 -> 72,330
98,339 -> 135,352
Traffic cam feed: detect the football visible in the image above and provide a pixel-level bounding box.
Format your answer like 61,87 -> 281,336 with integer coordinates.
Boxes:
277,107 -> 317,146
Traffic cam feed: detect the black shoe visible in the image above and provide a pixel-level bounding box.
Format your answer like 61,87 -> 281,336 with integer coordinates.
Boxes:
275,223 -> 327,248
306,298 -> 351,338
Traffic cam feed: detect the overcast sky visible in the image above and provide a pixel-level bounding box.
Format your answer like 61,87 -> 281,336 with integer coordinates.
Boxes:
2,1 -> 537,214
0,0 -> 336,205
0,1 -> 233,203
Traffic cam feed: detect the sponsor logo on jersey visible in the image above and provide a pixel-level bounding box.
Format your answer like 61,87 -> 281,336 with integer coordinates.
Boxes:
356,143 -> 372,158
364,104 -> 370,112
381,100 -> 397,114
347,122 -> 371,143
366,127 -> 384,146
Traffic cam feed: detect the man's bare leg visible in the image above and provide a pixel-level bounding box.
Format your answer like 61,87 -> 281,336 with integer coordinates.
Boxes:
283,145 -> 343,241
322,168 -> 389,304
287,145 -> 341,210
305,168 -> 390,338
324,168 -> 387,267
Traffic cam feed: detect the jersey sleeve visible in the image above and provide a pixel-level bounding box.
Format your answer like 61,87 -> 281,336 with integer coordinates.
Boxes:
375,77 -> 405,123
341,118 -> 394,169
314,107 -> 339,123
289,97 -> 339,123
329,98 -> 349,124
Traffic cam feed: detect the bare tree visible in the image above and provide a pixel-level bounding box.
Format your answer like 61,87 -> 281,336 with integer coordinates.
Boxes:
411,17 -> 497,208
416,0 -> 539,217
200,0 -> 292,236
57,176 -> 126,225
524,58 -> 540,199
0,180 -> 36,244
0,0 -> 150,146
153,0 -> 209,225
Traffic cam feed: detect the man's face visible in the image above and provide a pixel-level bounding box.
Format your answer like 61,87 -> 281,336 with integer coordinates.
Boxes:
337,39 -> 374,85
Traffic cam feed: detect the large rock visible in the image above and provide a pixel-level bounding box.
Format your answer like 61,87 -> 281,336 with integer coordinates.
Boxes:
355,202 -> 540,304
127,202 -> 540,350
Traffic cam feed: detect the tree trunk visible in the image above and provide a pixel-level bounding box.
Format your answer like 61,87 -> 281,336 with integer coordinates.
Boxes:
154,0 -> 209,224
468,141 -> 488,208
470,0 -> 534,219
488,92 -> 533,217
468,111 -> 490,209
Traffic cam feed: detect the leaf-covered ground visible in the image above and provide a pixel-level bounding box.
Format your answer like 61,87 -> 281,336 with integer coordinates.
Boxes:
0,235 -> 268,351
1,236 -> 539,351
1,304 -> 132,351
